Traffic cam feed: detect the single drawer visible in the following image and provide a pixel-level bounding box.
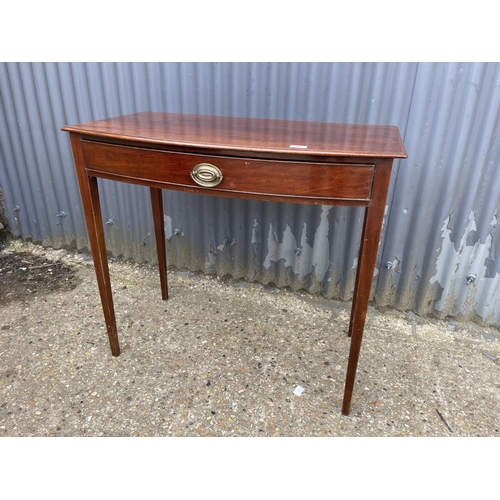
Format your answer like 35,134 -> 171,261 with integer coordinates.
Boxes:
81,141 -> 375,202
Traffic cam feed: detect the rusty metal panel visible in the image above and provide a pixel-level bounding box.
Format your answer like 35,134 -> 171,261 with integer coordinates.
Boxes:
1,62 -> 499,325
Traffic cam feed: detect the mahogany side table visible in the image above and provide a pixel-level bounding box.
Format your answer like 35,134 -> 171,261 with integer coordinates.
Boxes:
62,112 -> 407,415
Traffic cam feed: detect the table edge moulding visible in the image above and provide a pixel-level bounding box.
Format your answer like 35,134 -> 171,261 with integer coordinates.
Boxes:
62,112 -> 407,416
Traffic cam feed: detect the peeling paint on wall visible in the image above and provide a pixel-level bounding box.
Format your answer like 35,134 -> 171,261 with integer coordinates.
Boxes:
164,215 -> 173,241
3,62 -> 500,326
251,219 -> 261,256
264,206 -> 332,282
430,210 -> 500,323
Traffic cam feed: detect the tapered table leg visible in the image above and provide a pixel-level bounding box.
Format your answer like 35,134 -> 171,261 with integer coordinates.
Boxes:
348,208 -> 369,338
69,134 -> 120,357
342,160 -> 393,415
150,187 -> 168,300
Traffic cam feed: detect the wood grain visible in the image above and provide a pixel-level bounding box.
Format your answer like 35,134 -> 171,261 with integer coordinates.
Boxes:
342,159 -> 394,415
63,113 -> 407,415
81,140 -> 375,203
69,133 -> 120,356
150,187 -> 168,300
62,112 -> 407,159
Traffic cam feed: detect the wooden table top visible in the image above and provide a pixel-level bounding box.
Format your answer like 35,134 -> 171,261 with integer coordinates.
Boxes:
62,112 -> 408,159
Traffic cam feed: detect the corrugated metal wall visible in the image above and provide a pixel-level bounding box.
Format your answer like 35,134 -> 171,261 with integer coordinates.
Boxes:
1,62 -> 499,326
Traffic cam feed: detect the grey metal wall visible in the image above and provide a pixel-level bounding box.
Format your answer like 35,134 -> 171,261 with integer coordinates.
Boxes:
1,62 -> 499,326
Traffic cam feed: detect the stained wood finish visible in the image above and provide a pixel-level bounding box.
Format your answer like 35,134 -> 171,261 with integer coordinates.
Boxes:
81,141 -> 375,204
150,187 -> 168,300
342,159 -> 394,415
63,113 -> 407,415
69,134 -> 120,356
62,112 -> 407,159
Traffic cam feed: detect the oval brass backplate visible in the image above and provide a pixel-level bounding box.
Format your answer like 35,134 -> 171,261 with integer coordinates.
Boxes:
190,163 -> 223,188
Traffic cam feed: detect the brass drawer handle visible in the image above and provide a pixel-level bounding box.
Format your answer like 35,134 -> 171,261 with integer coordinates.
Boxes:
190,163 -> 223,187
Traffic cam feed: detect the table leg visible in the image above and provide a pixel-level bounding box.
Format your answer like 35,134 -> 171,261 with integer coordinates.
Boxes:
347,208 -> 369,338
70,134 -> 120,357
150,187 -> 168,300
341,160 -> 393,415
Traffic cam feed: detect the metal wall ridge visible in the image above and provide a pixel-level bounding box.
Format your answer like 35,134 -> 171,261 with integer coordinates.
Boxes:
1,62 -> 499,326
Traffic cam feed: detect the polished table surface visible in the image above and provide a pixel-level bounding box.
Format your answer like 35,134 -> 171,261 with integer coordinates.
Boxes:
63,112 -> 407,415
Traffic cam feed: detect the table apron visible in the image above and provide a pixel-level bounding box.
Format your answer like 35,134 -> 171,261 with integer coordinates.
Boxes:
81,140 -> 376,204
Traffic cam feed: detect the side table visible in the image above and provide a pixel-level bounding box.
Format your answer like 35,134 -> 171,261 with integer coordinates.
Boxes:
62,112 -> 407,415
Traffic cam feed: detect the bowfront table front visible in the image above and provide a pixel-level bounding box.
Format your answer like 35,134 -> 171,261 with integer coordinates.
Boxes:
62,112 -> 407,415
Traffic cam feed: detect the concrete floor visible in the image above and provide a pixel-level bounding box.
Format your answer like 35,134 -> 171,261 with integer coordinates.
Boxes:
1,240 -> 500,436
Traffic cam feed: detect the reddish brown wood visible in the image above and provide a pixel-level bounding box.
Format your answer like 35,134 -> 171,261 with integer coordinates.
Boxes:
81,140 -> 375,204
69,133 -> 120,356
84,170 -> 372,208
150,187 -> 168,300
62,112 -> 407,159
342,159 -> 394,415
62,113 -> 407,415
348,208 -> 370,339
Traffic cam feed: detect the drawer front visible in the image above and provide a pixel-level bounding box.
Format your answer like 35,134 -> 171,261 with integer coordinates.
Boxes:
81,141 -> 375,202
